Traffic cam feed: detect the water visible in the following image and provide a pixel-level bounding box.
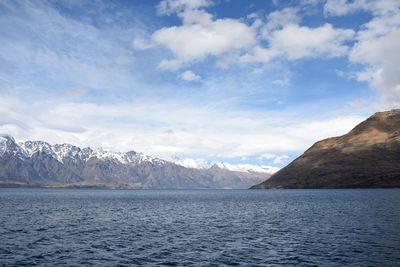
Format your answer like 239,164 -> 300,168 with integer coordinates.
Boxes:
0,189 -> 399,266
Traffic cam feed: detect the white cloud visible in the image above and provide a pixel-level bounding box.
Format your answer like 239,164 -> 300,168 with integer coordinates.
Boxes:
269,24 -> 355,60
350,29 -> 400,106
158,59 -> 184,70
324,0 -> 360,16
263,7 -> 300,32
324,0 -> 400,17
356,12 -> 400,41
238,5 -> 355,64
259,153 -> 289,164
150,0 -> 257,68
152,16 -> 256,62
272,78 -> 290,87
241,23 -> 354,63
240,46 -> 279,63
345,8 -> 400,107
272,154 -> 289,164
178,8 -> 214,25
179,70 -> 201,81
156,0 -> 212,15
132,37 -> 155,50
322,0 -> 400,108
260,153 -> 276,160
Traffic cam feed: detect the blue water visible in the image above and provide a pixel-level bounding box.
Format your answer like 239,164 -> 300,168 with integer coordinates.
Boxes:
0,189 -> 399,266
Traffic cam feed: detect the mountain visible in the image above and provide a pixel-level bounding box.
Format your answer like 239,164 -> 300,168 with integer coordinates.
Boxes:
172,157 -> 279,174
0,135 -> 270,189
251,109 -> 400,189
210,162 -> 279,174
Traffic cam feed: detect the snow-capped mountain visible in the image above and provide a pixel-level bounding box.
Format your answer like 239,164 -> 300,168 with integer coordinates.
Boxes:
172,156 -> 279,175
211,162 -> 279,174
0,135 -> 271,189
16,139 -> 163,165
171,157 -> 210,169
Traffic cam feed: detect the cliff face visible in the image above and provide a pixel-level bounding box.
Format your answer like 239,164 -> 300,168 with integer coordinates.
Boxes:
251,110 -> 400,189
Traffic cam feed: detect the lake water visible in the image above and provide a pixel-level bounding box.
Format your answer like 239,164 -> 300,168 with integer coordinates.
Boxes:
0,189 -> 399,266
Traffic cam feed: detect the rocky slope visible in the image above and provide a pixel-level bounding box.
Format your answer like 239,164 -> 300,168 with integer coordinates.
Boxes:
0,135 -> 270,189
251,110 -> 400,189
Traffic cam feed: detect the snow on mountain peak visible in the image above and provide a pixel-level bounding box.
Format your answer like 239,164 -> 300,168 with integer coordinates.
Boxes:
92,148 -> 132,164
0,135 -> 165,165
172,156 -> 280,174
52,143 -> 92,162
0,134 -> 15,142
20,140 -> 59,159
1,136 -> 160,165
0,135 -> 16,152
0,135 -> 9,155
1,135 -> 276,174
213,162 -> 279,174
0,135 -> 26,157
91,148 -> 165,165
173,157 -> 210,169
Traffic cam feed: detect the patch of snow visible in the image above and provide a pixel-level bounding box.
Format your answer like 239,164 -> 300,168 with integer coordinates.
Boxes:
0,136 -> 7,155
0,134 -> 15,141
173,157 -> 210,169
172,156 -> 280,174
91,149 -> 165,165
20,141 -> 60,161
53,144 -> 92,162
1,135 -> 26,157
92,148 -> 129,163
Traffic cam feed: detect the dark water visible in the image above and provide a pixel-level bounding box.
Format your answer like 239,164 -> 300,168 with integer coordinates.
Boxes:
0,189 -> 399,266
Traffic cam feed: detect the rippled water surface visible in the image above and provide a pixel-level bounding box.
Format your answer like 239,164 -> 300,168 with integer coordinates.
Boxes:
0,189 -> 399,266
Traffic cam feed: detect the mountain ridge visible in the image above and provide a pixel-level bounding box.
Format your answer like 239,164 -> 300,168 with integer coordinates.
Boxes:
251,109 -> 400,189
0,135 -> 270,189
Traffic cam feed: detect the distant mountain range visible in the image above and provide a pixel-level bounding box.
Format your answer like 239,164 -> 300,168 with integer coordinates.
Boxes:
251,109 -> 400,189
0,135 -> 272,189
172,157 -> 279,174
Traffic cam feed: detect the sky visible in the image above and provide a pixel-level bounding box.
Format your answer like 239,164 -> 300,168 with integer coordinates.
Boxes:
0,0 -> 399,169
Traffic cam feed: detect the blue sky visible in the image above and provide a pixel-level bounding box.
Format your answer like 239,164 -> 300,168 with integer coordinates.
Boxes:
0,0 -> 399,169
